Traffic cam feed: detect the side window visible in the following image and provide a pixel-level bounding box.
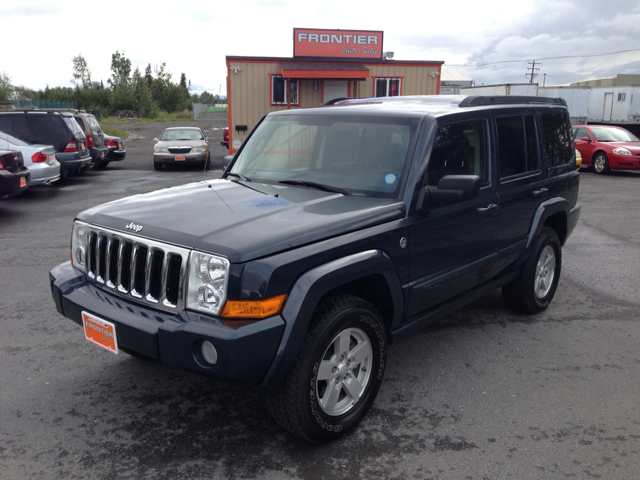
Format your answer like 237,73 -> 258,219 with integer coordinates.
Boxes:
375,78 -> 401,97
496,115 -> 539,179
271,75 -> 299,106
540,112 -> 572,167
574,127 -> 590,142
427,119 -> 489,186
0,114 -> 32,141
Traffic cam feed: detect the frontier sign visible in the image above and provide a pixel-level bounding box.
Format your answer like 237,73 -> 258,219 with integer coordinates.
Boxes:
294,28 -> 383,59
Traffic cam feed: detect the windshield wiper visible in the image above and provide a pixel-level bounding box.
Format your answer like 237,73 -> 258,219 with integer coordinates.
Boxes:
279,180 -> 351,196
227,172 -> 252,182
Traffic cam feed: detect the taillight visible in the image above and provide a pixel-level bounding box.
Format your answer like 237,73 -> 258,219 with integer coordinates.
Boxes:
0,160 -> 4,170
64,141 -> 78,152
106,139 -> 116,148
87,134 -> 94,147
32,151 -> 48,163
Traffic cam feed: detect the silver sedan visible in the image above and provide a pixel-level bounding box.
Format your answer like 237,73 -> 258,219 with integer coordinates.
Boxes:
153,127 -> 210,171
0,131 -> 61,185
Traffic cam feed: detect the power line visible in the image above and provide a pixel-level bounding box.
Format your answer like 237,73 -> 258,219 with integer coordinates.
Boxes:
446,48 -> 640,68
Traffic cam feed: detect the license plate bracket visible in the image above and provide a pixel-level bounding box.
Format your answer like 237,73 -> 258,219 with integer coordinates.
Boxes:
175,155 -> 185,161
82,311 -> 119,354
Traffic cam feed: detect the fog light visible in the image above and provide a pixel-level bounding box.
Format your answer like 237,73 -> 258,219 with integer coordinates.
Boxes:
201,340 -> 218,365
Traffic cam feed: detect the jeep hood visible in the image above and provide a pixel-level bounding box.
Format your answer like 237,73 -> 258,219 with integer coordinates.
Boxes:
77,179 -> 405,262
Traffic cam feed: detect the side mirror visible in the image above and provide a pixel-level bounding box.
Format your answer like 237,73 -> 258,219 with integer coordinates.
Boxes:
153,137 -> 159,142
417,175 -> 481,213
205,137 -> 210,142
580,136 -> 591,142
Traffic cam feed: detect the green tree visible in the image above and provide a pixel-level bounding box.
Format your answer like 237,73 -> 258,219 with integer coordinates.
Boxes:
145,63 -> 153,88
0,71 -> 13,102
132,67 -> 158,118
109,50 -> 132,90
72,54 -> 92,88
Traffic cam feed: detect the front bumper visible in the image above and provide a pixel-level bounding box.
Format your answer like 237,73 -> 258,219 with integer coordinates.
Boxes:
50,261 -> 285,385
154,151 -> 208,164
609,154 -> 640,170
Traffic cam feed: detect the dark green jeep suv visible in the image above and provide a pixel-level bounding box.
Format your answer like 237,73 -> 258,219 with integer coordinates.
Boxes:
50,95 -> 580,442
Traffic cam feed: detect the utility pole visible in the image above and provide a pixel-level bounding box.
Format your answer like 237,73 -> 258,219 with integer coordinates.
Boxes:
526,60 -> 540,83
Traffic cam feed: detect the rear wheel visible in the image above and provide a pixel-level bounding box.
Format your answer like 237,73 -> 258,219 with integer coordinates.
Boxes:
593,152 -> 610,174
503,226 -> 562,314
266,295 -> 387,443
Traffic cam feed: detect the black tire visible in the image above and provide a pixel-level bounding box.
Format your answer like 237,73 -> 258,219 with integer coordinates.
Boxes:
593,151 -> 610,174
266,294 -> 387,443
502,226 -> 562,314
153,162 -> 163,171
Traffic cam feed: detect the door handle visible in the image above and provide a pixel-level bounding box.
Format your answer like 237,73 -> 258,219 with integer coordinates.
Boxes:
532,188 -> 549,197
477,204 -> 498,215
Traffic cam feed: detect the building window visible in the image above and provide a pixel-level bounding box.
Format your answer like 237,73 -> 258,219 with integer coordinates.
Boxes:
271,75 -> 299,105
375,78 -> 401,97
618,93 -> 626,101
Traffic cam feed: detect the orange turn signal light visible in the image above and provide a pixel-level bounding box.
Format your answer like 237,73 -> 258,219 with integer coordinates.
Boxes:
221,294 -> 287,320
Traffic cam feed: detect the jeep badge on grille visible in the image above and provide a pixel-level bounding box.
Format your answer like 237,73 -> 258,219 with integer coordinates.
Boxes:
125,222 -> 143,233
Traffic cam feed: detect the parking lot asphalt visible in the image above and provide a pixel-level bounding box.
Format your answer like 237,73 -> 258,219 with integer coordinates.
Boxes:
0,115 -> 639,479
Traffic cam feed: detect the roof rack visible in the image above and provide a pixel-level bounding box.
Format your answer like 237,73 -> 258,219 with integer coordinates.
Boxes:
458,96 -> 567,107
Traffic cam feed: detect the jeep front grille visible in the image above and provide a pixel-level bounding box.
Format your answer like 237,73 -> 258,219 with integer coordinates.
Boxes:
84,226 -> 190,311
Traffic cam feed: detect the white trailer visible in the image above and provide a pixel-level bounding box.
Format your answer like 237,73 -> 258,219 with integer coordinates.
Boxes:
538,86 -> 591,125
461,83 -> 539,96
587,86 -> 640,124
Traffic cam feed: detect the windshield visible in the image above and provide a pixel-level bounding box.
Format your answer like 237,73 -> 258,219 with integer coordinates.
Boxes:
229,114 -> 418,198
160,129 -> 204,141
592,127 -> 639,142
0,130 -> 32,146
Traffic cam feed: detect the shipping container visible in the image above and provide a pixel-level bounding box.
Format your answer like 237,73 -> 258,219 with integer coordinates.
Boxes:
587,86 -> 640,124
538,86 -> 591,125
461,83 -> 539,96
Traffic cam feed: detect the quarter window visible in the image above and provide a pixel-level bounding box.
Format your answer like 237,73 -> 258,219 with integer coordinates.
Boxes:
271,76 -> 299,106
496,115 -> 539,179
540,113 -> 572,167
375,78 -> 401,97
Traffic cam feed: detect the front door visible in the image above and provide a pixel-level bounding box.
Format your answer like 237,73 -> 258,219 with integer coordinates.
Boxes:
406,113 -> 498,318
323,81 -> 349,103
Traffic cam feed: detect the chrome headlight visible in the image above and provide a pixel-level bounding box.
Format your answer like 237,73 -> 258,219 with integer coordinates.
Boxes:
186,251 -> 230,316
612,147 -> 632,156
192,145 -> 209,153
71,221 -> 89,273
154,146 -> 169,153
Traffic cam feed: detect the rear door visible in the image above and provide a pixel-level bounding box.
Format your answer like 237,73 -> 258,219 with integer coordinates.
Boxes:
493,108 -> 548,275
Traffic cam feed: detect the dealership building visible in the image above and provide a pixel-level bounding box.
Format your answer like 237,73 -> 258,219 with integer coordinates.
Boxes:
224,28 -> 443,153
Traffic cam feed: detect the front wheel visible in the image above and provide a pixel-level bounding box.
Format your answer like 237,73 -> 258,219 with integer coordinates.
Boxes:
266,295 -> 387,443
593,152 -> 610,174
502,226 -> 562,314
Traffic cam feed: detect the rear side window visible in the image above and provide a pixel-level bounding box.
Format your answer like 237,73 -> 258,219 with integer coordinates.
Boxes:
63,117 -> 83,135
0,114 -> 33,142
428,119 -> 489,186
28,114 -> 72,146
74,116 -> 87,131
540,112 -> 572,167
496,115 -> 539,179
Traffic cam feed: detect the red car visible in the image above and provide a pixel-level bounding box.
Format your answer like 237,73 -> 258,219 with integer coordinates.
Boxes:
221,127 -> 229,149
572,125 -> 640,174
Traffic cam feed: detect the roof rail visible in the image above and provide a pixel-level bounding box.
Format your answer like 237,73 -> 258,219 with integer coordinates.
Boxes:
458,96 -> 567,107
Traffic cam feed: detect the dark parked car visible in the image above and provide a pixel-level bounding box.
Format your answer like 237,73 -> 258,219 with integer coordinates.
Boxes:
0,149 -> 31,199
50,95 -> 580,443
65,111 -> 109,169
0,111 -> 91,179
572,124 -> 640,174
101,134 -> 126,167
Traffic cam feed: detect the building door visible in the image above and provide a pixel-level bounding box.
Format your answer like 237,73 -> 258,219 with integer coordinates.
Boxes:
603,92 -> 614,121
323,81 -> 349,103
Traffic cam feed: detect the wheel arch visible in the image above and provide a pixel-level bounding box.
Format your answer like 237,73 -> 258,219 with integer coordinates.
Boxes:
258,249 -> 403,388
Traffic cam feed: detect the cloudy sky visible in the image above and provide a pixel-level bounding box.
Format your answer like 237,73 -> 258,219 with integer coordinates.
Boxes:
2,0 -> 639,96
